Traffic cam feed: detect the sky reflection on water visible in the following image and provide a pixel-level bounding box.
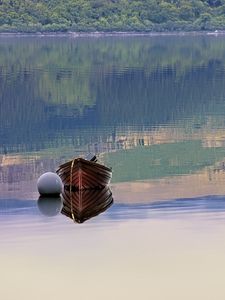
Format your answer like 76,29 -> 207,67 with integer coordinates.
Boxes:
1,210 -> 225,300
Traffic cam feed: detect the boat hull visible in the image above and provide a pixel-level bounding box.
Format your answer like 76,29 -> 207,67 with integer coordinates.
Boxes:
56,157 -> 112,190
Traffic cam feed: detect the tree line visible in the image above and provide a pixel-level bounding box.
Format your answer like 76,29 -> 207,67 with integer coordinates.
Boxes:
1,0 -> 225,32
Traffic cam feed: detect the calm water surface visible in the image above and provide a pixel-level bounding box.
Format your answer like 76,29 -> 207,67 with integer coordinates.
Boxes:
1,36 -> 225,299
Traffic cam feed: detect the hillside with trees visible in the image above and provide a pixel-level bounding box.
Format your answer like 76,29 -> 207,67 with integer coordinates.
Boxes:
1,0 -> 225,32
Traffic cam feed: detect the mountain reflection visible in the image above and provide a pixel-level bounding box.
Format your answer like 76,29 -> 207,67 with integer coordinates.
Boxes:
61,187 -> 113,223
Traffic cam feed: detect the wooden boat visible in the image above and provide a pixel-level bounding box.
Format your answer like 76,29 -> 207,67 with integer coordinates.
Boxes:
56,156 -> 112,190
61,187 -> 113,223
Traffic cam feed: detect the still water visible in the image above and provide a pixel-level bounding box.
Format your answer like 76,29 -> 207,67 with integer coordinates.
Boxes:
1,35 -> 225,299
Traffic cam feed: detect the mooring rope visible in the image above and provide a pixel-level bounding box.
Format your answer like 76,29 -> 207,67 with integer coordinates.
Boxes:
70,158 -> 76,222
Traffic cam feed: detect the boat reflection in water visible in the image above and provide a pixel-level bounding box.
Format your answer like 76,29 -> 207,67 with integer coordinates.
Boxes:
61,187 -> 113,223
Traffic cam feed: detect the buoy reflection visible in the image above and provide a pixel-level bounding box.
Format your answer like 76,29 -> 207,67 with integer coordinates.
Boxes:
37,195 -> 63,217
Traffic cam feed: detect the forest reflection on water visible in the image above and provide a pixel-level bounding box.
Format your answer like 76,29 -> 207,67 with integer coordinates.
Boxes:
2,36 -> 225,299
1,35 -> 225,155
1,36 -> 225,204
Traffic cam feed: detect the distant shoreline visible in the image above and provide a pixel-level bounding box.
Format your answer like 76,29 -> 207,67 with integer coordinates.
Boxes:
0,30 -> 224,37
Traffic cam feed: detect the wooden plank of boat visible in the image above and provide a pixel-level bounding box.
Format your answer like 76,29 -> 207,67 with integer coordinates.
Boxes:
56,157 -> 112,190
61,187 -> 113,223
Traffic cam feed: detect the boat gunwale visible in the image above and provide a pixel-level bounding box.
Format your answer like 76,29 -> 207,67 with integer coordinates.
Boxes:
57,157 -> 112,173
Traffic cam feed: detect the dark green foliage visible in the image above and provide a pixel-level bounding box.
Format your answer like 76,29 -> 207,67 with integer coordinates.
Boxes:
0,0 -> 225,31
1,36 -> 225,153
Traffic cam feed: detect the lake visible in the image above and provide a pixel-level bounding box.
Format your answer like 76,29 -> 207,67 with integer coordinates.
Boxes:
1,35 -> 225,299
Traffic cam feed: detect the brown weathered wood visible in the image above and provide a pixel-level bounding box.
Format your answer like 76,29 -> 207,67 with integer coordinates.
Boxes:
61,187 -> 113,223
56,157 -> 112,190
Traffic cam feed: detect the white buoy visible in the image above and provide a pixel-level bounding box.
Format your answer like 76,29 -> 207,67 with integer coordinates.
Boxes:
37,172 -> 63,195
